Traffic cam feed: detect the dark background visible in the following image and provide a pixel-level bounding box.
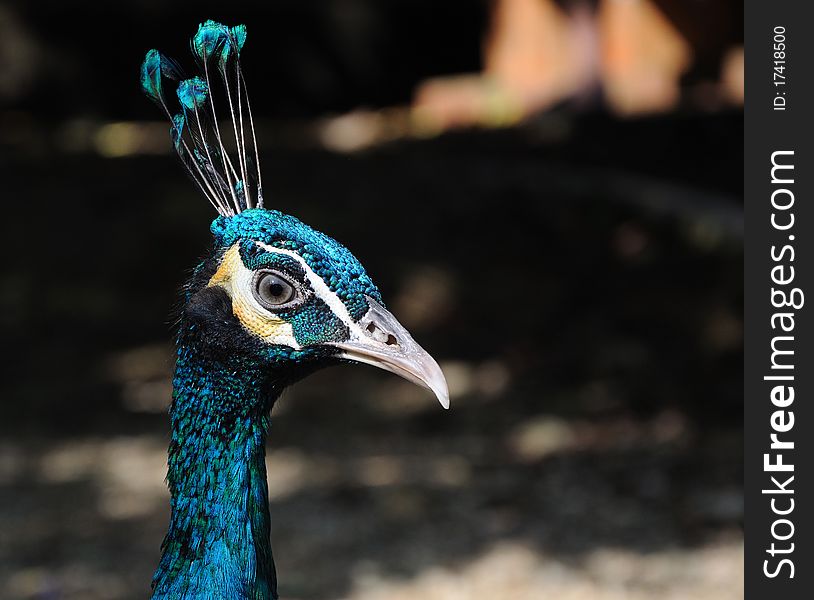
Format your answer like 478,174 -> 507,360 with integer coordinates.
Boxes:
0,1 -> 742,599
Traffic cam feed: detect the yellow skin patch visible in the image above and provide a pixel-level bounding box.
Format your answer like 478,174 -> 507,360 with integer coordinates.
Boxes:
208,244 -> 300,347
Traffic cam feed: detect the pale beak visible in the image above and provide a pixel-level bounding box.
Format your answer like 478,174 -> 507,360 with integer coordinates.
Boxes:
329,296 -> 450,409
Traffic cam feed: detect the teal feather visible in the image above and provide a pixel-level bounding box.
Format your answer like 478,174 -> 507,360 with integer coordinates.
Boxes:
141,49 -> 182,107
223,24 -> 247,64
190,20 -> 246,67
235,180 -> 246,210
192,148 -> 206,167
191,20 -> 229,63
170,113 -> 185,152
177,77 -> 209,110
140,49 -> 164,104
193,21 -> 229,61
143,19 -> 261,216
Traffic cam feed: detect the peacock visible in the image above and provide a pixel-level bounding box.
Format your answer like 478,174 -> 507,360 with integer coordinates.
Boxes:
140,20 -> 449,600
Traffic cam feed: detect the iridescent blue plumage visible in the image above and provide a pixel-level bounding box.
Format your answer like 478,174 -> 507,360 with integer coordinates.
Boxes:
141,19 -> 262,216
212,209 -> 382,319
191,20 -> 247,66
170,113 -> 185,152
140,49 -> 181,106
151,208 -> 382,599
191,20 -> 229,62
177,77 -> 209,110
140,49 -> 163,104
227,25 -> 247,62
142,19 -> 448,600
152,339 -> 278,600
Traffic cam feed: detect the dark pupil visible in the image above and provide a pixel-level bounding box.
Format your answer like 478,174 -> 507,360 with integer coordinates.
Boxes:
259,273 -> 293,305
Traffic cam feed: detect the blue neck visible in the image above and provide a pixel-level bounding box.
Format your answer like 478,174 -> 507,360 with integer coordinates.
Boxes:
152,331 -> 279,600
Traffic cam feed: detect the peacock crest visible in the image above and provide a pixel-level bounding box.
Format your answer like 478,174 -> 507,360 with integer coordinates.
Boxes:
141,20 -> 262,217
141,20 -> 448,600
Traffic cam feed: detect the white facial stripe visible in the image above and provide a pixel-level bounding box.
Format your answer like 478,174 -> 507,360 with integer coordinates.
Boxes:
209,245 -> 301,349
256,242 -> 367,341
234,260 -> 302,349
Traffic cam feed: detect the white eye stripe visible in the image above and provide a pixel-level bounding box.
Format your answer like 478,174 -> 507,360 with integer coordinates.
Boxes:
255,242 -> 366,339
209,245 -> 302,349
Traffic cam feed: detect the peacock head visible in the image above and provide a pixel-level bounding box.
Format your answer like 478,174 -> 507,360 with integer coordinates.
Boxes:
181,208 -> 449,408
143,20 -> 448,408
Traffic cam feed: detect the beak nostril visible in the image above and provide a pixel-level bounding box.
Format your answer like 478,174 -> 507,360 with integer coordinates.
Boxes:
339,296 -> 449,408
364,320 -> 399,346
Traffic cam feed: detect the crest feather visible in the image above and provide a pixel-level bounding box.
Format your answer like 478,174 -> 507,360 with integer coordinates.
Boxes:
140,20 -> 264,217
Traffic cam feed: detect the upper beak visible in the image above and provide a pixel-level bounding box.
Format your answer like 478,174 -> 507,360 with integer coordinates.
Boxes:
329,296 -> 450,409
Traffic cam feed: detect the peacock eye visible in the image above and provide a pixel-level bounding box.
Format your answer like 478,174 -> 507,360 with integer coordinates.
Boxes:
253,271 -> 297,309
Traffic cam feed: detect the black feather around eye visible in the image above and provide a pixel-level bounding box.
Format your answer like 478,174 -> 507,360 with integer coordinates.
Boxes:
186,285 -> 232,323
185,286 -> 265,356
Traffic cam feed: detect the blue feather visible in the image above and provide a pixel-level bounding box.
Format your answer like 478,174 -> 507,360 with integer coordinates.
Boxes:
140,49 -> 164,103
177,77 -> 208,110
222,25 -> 247,64
191,20 -> 248,67
170,113 -> 185,151
143,20 -> 261,216
141,50 -> 182,106
235,179 -> 246,210
191,20 -> 229,63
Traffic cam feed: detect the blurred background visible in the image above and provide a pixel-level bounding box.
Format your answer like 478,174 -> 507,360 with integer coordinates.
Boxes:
0,1 -> 743,599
